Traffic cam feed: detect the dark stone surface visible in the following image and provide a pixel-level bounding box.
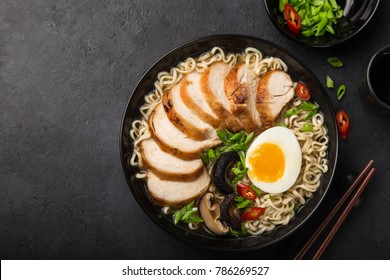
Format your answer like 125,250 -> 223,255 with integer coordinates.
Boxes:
1,0 -> 389,259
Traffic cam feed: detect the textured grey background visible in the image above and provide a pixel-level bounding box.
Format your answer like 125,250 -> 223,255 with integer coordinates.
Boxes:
1,0 -> 389,259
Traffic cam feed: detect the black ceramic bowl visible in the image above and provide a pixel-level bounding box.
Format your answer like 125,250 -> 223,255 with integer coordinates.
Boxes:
264,0 -> 380,47
120,34 -> 338,251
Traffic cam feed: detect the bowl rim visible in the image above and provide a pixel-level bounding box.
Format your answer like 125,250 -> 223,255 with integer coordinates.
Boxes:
119,34 -> 339,251
263,0 -> 381,48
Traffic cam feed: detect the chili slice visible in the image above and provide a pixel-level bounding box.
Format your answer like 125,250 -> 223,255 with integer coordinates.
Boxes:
241,207 -> 265,221
296,82 -> 310,100
284,3 -> 301,35
236,183 -> 257,200
336,110 -> 350,141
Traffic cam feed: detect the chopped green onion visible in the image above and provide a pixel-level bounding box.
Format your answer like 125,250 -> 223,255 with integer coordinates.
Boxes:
325,24 -> 335,34
285,0 -> 344,37
279,0 -> 288,12
315,12 -> 329,36
326,75 -> 334,88
301,123 -> 314,132
299,101 -> 319,111
229,228 -> 241,237
327,57 -> 344,68
229,131 -> 244,142
251,185 -> 262,196
294,203 -> 302,212
207,149 -> 216,162
216,130 -> 228,143
335,9 -> 343,18
278,122 -> 288,128
305,109 -> 318,121
173,202 -> 203,224
244,132 -> 254,145
284,107 -> 299,118
301,29 -> 315,37
337,84 -> 346,100
235,196 -> 251,209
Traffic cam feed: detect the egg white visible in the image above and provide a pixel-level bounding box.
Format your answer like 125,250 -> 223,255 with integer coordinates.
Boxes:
245,126 -> 302,194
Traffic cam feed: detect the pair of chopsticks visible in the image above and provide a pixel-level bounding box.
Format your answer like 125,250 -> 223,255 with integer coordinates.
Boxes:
294,160 -> 376,260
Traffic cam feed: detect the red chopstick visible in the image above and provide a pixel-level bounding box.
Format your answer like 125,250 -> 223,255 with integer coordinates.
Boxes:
294,160 -> 375,260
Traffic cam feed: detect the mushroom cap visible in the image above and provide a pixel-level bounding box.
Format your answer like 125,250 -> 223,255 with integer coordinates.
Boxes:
220,193 -> 242,229
198,192 -> 229,235
211,151 -> 240,194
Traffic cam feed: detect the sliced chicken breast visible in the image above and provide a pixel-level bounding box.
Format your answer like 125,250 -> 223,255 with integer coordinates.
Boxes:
162,82 -> 216,141
147,168 -> 210,206
140,138 -> 204,181
180,72 -> 220,128
200,62 -> 243,132
224,64 -> 261,133
149,103 -> 220,160
257,70 -> 295,127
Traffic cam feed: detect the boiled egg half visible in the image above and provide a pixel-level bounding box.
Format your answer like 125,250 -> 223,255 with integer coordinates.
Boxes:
245,126 -> 302,194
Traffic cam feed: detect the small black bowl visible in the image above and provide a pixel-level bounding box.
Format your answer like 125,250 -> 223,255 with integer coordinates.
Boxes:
120,34 -> 338,251
365,44 -> 390,115
264,0 -> 380,47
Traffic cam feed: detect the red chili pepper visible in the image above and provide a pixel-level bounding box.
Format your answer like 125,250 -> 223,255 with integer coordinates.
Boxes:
336,110 -> 350,141
284,3 -> 301,35
236,183 -> 257,200
295,82 -> 310,100
241,207 -> 265,221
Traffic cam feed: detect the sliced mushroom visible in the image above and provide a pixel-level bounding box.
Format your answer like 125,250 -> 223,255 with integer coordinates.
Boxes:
220,193 -> 241,229
211,151 -> 240,194
198,192 -> 229,235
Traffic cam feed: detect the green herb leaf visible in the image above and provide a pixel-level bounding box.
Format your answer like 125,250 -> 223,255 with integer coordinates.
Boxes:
326,75 -> 334,88
337,84 -> 346,100
327,57 -> 344,68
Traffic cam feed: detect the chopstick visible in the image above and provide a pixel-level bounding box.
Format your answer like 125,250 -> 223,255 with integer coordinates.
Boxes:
294,160 -> 376,260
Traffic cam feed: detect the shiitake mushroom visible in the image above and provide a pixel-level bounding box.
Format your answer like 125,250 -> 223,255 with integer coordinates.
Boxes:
211,151 -> 240,194
219,193 -> 241,230
198,192 -> 229,235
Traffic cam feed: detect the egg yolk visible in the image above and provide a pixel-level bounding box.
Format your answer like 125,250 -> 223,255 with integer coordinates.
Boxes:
248,142 -> 285,182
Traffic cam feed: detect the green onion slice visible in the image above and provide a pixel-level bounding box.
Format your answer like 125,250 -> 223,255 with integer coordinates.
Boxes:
299,101 -> 319,111
337,84 -> 346,100
301,123 -> 314,132
327,57 -> 344,68
326,75 -> 334,88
